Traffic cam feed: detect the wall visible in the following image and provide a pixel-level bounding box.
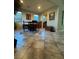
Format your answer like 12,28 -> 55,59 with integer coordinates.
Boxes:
56,5 -> 64,32
22,11 -> 39,21
22,11 -> 34,21
14,6 -> 64,32
40,5 -> 64,32
40,7 -> 58,31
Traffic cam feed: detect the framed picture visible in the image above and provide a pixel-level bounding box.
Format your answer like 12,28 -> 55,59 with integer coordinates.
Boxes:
49,12 -> 55,20
26,13 -> 31,20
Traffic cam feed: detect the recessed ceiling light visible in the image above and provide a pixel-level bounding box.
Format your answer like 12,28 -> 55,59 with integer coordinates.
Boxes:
20,0 -> 23,3
38,6 -> 41,9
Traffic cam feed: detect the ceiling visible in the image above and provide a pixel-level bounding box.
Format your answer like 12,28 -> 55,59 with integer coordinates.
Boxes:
20,0 -> 64,14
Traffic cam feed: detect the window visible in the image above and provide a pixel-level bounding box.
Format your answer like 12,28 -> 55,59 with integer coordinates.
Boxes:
42,16 -> 46,22
34,15 -> 39,22
14,11 -> 22,22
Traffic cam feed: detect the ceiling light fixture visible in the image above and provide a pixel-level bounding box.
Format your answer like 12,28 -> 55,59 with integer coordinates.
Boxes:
38,6 -> 41,9
20,0 -> 23,3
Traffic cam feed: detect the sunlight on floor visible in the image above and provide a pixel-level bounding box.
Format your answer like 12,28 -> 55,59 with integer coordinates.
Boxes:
14,30 -> 25,48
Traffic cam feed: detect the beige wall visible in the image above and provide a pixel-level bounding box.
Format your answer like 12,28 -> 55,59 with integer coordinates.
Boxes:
40,5 -> 64,32
22,11 -> 36,21
21,6 -> 64,32
56,6 -> 64,32
40,7 -> 58,31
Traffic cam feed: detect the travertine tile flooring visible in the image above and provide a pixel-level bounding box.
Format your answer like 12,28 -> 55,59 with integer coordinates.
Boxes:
14,30 -> 64,59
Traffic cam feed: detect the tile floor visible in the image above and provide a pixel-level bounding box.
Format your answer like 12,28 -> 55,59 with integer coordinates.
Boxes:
14,29 -> 64,59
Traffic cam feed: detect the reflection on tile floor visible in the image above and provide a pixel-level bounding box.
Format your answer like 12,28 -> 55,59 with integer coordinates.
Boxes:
14,30 -> 64,59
